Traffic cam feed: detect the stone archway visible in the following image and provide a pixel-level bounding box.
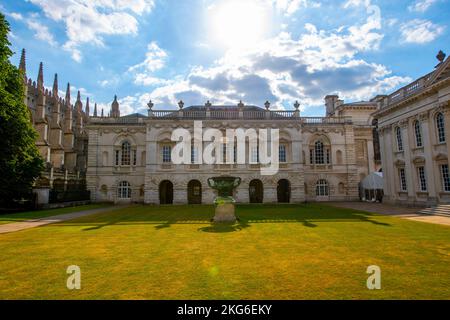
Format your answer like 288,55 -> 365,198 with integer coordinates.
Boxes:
277,179 -> 291,203
249,179 -> 264,203
159,180 -> 174,205
188,180 -> 202,204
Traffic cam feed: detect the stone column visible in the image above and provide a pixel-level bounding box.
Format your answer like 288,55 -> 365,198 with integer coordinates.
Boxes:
378,128 -> 390,200
442,102 -> 450,167
264,184 -> 277,203
367,139 -> 375,173
400,120 -> 415,203
235,185 -> 249,203
173,186 -> 187,205
420,113 -> 437,203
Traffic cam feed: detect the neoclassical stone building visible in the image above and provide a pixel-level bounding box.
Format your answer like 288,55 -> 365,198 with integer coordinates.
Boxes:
86,97 -> 380,204
19,49 -> 89,192
375,51 -> 450,206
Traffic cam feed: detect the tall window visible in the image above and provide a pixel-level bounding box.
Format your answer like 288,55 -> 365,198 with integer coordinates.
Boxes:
414,121 -> 423,147
133,150 -> 137,166
396,127 -> 403,151
441,164 -> 450,192
221,143 -> 227,164
118,181 -> 131,199
436,112 -> 446,143
191,141 -> 199,164
121,141 -> 131,166
399,168 -> 407,191
251,146 -> 259,163
314,141 -> 325,164
279,145 -> 287,163
418,167 -> 427,192
316,179 -> 329,196
162,145 -> 171,163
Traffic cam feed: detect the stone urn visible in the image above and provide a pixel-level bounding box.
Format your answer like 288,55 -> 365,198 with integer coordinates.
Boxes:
207,176 -> 241,223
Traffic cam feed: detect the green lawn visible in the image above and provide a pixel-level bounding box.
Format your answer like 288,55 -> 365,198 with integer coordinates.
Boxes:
0,204 -> 109,225
0,204 -> 449,300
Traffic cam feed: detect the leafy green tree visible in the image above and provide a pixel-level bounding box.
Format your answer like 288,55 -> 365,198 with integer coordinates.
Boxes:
0,13 -> 44,205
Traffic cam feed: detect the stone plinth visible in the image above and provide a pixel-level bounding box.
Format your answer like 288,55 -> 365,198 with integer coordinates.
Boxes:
213,197 -> 236,223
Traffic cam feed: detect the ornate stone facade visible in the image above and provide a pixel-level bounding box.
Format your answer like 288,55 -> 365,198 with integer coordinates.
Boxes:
20,49 -> 88,191
375,51 -> 450,206
86,97 -> 380,204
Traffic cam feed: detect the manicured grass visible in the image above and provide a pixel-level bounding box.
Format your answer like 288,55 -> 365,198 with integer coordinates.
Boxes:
0,204 -> 449,299
0,204 -> 109,225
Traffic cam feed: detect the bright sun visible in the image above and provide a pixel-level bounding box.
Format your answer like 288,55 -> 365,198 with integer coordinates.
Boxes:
211,0 -> 267,49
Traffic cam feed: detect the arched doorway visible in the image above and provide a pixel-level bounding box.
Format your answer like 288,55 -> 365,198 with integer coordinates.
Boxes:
188,180 -> 202,204
277,179 -> 291,203
159,180 -> 173,204
249,179 -> 264,203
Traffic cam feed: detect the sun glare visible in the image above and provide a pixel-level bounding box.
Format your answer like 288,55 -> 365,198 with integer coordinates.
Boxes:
210,0 -> 267,49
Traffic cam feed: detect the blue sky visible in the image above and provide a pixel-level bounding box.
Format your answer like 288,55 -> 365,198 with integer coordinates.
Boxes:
1,0 -> 449,116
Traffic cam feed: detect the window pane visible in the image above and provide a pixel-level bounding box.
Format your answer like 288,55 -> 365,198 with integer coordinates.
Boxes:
121,142 -> 131,166
396,127 -> 403,151
399,168 -> 407,191
279,145 -> 287,163
441,164 -> 450,192
315,141 -> 324,164
414,121 -> 423,147
162,146 -> 171,163
418,167 -> 427,192
437,113 -> 446,143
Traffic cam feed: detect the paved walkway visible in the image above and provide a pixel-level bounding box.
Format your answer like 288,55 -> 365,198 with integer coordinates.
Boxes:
329,202 -> 450,226
0,206 -> 123,235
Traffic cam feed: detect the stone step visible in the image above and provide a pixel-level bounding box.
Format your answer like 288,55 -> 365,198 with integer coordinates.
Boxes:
419,205 -> 450,217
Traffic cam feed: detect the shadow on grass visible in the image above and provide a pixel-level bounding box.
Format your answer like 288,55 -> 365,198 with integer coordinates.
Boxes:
50,204 -> 391,232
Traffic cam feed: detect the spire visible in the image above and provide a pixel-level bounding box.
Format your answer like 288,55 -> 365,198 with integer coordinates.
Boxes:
93,103 -> 98,117
85,97 -> 90,116
75,90 -> 83,114
53,74 -> 58,98
101,108 -> 104,117
111,95 -> 120,118
65,83 -> 71,107
37,62 -> 44,91
19,48 -> 26,75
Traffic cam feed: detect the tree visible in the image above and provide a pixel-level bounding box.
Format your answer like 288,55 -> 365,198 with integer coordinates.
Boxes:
0,13 -> 44,205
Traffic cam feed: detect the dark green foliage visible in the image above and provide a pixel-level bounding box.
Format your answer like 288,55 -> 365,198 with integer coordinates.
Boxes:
0,13 -> 44,204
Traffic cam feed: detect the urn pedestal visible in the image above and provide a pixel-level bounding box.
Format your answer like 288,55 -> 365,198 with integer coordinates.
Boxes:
208,177 -> 241,223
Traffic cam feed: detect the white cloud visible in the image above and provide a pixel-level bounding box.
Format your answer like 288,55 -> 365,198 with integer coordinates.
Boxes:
8,12 -> 24,21
125,4 -> 410,112
26,20 -> 58,47
128,42 -> 168,73
400,19 -> 445,44
408,0 -> 439,12
28,0 -> 155,62
127,42 -> 168,86
270,0 -> 321,15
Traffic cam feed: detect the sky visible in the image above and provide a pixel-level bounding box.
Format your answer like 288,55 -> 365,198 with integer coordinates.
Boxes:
1,0 -> 449,116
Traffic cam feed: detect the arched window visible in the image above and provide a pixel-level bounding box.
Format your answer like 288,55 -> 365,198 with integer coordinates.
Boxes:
315,141 -> 325,164
414,121 -> 423,147
436,112 -> 446,143
118,181 -> 131,199
121,141 -> 131,166
396,127 -> 403,151
316,179 -> 329,196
